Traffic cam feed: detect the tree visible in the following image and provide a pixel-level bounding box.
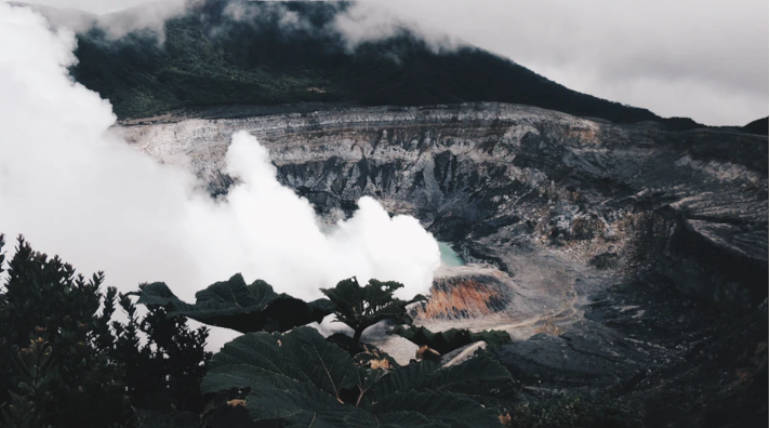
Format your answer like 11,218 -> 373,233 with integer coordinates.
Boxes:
0,235 -> 213,427
0,236 -> 133,427
321,277 -> 417,345
135,274 -> 334,333
112,292 -> 212,414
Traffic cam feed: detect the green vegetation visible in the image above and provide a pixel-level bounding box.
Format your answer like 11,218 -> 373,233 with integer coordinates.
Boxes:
203,327 -> 512,426
0,235 -> 521,427
394,325 -> 512,354
70,0 -> 697,129
0,237 -> 131,427
0,236 -> 210,427
0,234 -> 650,427
321,277 -> 417,345
135,274 -> 334,333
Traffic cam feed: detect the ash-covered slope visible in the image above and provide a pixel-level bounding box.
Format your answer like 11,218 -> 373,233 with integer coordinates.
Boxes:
117,102 -> 768,425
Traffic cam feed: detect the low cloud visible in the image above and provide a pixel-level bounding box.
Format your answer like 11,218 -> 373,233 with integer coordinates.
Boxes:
332,1 -> 458,53
20,0 -> 187,39
350,0 -> 768,125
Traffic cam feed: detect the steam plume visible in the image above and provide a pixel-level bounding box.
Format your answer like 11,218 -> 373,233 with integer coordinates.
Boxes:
0,0 -> 440,321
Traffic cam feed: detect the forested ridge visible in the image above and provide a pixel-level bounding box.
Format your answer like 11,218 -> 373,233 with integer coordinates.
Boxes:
71,0 -> 700,131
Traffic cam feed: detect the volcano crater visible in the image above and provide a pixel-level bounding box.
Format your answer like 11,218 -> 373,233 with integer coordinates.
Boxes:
117,102 -> 768,422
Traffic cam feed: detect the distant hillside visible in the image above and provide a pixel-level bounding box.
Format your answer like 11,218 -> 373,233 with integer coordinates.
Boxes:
71,0 -> 697,129
743,117 -> 768,135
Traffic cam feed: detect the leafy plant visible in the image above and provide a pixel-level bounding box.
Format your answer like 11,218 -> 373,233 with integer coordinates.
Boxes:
321,277 -> 419,345
136,273 -> 334,333
110,293 -> 212,414
0,235 -> 519,427
202,326 -> 512,427
0,236 -> 133,427
1,337 -> 55,428
0,235 -> 214,427
394,325 -> 512,354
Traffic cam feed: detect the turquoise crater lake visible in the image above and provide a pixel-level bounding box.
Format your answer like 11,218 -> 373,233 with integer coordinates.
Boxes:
438,242 -> 464,267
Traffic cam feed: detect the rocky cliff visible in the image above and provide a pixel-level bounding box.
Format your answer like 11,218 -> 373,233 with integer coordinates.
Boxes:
117,102 -> 768,425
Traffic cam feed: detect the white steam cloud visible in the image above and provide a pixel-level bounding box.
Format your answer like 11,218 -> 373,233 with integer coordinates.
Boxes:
0,0 -> 440,318
20,0 -> 187,40
332,2 -> 458,53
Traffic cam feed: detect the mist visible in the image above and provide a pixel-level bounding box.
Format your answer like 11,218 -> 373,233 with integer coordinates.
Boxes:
19,0 -> 187,40
0,0 -> 440,321
22,0 -> 768,125
342,0 -> 768,126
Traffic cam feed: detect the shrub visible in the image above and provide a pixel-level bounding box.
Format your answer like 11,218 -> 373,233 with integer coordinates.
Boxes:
0,236 -> 133,427
321,277 -> 419,345
0,235 -> 213,427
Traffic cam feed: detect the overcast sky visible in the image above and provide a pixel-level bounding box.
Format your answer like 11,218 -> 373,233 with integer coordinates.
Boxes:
368,0 -> 769,126
27,0 -> 769,125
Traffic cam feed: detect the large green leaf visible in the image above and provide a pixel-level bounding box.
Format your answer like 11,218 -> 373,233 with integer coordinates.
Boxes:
203,327 -> 366,426
136,274 -> 334,332
203,327 -> 509,427
394,325 -> 511,354
369,354 -> 512,402
203,327 -> 358,396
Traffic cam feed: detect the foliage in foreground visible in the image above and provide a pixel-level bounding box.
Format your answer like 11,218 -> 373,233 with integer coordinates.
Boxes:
394,325 -> 512,354
0,236 -> 211,427
202,326 -> 512,427
0,236 -> 132,427
321,277 -> 418,345
136,273 -> 334,333
0,235 -> 519,427
134,273 -> 517,426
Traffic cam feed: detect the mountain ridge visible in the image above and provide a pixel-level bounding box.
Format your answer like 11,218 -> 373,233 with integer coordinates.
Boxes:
68,0 -> 706,130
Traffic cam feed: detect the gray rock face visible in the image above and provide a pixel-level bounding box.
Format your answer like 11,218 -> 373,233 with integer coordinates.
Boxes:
117,102 -> 766,305
117,102 -> 768,422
